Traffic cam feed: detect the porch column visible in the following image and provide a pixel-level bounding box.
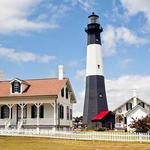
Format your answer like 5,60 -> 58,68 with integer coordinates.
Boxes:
35,103 -> 42,134
7,104 -> 14,120
52,101 -> 56,131
19,103 -> 26,123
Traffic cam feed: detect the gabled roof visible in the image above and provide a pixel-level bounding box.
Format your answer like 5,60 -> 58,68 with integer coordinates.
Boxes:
113,97 -> 150,112
125,105 -> 150,116
92,111 -> 110,121
0,78 -> 76,102
10,78 -> 30,85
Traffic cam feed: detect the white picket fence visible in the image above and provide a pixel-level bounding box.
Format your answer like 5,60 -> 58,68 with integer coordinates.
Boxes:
0,128 -> 150,143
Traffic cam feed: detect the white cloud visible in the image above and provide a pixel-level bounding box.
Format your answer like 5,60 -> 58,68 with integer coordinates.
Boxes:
102,25 -> 149,56
0,0 -> 97,34
0,47 -> 56,63
102,25 -> 117,56
120,58 -> 132,67
73,75 -> 150,117
75,69 -> 85,79
120,0 -> 150,31
0,0 -> 58,34
73,90 -> 85,117
64,0 -> 96,12
77,0 -> 96,12
106,75 -> 150,110
120,0 -> 150,16
116,27 -> 148,44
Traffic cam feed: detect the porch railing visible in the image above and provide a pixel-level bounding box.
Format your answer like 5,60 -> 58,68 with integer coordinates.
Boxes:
0,118 -> 54,128
22,118 -> 54,125
115,123 -> 124,128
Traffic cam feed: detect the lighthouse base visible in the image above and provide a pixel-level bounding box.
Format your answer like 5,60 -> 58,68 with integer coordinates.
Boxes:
83,75 -> 108,128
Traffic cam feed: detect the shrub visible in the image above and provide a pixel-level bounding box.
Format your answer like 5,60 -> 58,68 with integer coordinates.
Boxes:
129,115 -> 150,133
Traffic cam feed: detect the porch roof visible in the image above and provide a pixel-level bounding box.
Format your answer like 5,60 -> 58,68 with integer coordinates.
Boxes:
0,78 -> 67,98
92,111 -> 110,121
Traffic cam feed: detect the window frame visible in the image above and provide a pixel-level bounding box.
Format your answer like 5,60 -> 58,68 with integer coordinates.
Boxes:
67,106 -> 69,120
12,81 -> 21,93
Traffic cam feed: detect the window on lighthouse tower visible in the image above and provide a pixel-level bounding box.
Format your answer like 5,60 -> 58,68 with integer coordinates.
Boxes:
99,93 -> 103,98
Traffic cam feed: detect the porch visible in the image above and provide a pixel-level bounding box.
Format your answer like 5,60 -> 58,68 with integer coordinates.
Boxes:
0,100 -> 56,130
115,114 -> 126,129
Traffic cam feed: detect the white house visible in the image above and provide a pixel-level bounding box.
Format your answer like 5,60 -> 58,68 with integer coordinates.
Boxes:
0,66 -> 76,131
113,92 -> 150,130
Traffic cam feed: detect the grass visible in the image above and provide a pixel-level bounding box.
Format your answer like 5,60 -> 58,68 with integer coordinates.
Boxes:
0,136 -> 150,150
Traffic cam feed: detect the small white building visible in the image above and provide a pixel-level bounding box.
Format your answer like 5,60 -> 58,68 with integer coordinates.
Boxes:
114,93 -> 150,130
0,66 -> 76,131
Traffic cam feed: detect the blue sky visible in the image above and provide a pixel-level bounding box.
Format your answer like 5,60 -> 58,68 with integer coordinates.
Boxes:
0,0 -> 150,116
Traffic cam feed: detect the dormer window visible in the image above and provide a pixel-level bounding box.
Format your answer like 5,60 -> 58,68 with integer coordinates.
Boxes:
12,81 -> 21,93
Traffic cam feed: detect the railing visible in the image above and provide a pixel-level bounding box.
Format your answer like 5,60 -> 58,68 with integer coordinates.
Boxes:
0,119 -> 8,126
5,120 -> 10,129
17,120 -> 23,130
0,129 -> 149,143
115,123 -> 124,128
22,118 -> 54,125
0,118 -> 54,126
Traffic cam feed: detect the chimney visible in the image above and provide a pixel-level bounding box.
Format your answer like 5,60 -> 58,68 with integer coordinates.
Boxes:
133,89 -> 138,107
0,70 -> 3,81
58,65 -> 64,80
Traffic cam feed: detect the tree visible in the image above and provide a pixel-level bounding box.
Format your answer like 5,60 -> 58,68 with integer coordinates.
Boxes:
73,116 -> 83,129
129,115 -> 150,133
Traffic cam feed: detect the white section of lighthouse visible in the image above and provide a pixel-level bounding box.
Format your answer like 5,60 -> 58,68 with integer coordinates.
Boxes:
83,12 -> 108,127
86,44 -> 104,76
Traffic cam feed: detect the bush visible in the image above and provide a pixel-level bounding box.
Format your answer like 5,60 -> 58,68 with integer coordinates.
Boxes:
95,127 -> 107,131
129,115 -> 150,133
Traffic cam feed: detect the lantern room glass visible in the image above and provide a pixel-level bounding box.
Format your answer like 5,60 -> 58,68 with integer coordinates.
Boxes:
88,15 -> 99,24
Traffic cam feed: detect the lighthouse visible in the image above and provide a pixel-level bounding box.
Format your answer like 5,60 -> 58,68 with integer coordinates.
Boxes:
83,12 -> 108,127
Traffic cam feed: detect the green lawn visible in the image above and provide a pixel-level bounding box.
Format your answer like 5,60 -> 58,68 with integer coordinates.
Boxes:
0,136 -> 150,150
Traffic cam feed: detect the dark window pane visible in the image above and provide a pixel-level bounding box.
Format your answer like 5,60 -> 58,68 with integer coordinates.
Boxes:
67,106 -> 69,120
66,88 -> 68,99
61,88 -> 64,97
40,105 -> 44,118
70,109 -> 72,120
126,103 -> 132,111
1,105 -> 9,119
12,81 -> 21,93
59,105 -> 64,119
31,105 -> 37,118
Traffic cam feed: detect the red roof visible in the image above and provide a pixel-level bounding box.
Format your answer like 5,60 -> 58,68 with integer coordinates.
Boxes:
92,111 -> 110,121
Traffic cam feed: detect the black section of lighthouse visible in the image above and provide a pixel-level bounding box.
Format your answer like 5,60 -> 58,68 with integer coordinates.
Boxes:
83,12 -> 108,127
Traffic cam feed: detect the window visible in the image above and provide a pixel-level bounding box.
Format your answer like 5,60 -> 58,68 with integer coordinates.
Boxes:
59,105 -> 64,119
118,108 -> 122,113
12,81 -> 21,93
1,105 -> 9,119
61,88 -> 64,97
67,106 -> 69,120
126,103 -> 132,111
39,105 -> 44,118
124,117 -> 127,124
99,93 -> 103,98
97,64 -> 100,69
70,109 -> 72,120
138,102 -> 145,108
66,88 -> 68,99
31,105 -> 37,118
